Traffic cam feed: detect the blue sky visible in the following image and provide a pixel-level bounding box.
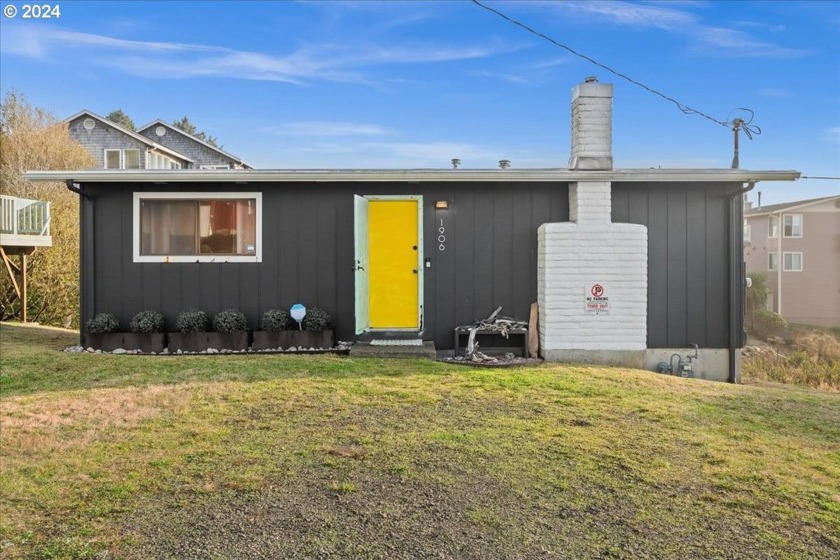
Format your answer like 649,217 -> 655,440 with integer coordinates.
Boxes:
1,0 -> 837,205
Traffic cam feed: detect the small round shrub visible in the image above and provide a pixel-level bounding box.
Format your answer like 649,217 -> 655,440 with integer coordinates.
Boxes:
213,309 -> 247,333
303,307 -> 332,332
261,309 -> 290,332
129,310 -> 165,334
86,313 -> 120,334
176,309 -> 209,334
751,310 -> 788,340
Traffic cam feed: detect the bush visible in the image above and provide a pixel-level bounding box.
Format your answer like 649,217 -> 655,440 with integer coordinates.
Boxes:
176,309 -> 208,334
86,313 -> 120,334
213,309 -> 247,333
303,307 -> 332,332
129,310 -> 165,334
261,309 -> 289,332
751,310 -> 788,340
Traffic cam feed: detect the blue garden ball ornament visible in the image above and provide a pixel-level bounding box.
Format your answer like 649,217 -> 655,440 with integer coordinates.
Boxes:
290,304 -> 306,330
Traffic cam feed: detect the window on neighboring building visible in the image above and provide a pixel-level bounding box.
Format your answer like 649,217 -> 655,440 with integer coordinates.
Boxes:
768,252 -> 778,271
146,151 -> 183,170
105,149 -> 121,169
768,215 -> 779,238
743,222 -> 751,242
124,150 -> 140,169
133,193 -> 261,263
783,252 -> 803,272
783,214 -> 802,238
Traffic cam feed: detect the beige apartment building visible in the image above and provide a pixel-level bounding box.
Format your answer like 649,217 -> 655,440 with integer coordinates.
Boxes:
744,194 -> 840,327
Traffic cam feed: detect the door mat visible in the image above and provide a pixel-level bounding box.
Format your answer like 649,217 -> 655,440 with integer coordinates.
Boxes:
369,339 -> 424,346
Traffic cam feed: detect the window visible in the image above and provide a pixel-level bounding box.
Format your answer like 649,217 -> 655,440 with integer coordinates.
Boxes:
105,149 -> 121,169
124,150 -> 140,169
146,150 -> 184,170
783,252 -> 803,272
783,214 -> 802,238
133,193 -> 261,263
743,222 -> 751,242
199,164 -> 231,170
768,253 -> 778,271
768,215 -> 779,238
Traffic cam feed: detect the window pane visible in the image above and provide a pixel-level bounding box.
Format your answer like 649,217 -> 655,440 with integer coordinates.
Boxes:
768,216 -> 778,238
768,253 -> 778,271
105,151 -> 121,169
124,150 -> 140,169
140,200 -> 197,255
197,199 -> 257,255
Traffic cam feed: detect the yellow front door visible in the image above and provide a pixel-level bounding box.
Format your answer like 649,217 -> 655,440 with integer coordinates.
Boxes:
368,199 -> 419,329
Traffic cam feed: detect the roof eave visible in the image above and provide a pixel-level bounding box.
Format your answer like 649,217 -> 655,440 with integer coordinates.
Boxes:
24,168 -> 801,184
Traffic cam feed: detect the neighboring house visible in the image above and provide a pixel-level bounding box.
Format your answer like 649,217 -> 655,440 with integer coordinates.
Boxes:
30,79 -> 800,382
137,120 -> 251,169
67,111 -> 193,170
67,111 -> 249,170
744,195 -> 840,327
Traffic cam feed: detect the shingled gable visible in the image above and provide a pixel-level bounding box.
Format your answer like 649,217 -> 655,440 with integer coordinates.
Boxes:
137,119 -> 251,169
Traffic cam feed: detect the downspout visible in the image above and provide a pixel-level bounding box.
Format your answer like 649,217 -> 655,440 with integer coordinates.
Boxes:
65,181 -> 94,346
729,181 -> 755,383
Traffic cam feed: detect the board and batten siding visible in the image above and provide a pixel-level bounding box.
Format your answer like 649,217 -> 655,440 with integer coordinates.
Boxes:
611,182 -> 742,349
81,181 -> 569,349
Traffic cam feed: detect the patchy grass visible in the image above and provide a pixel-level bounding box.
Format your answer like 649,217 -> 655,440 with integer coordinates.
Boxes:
1,323 -> 839,559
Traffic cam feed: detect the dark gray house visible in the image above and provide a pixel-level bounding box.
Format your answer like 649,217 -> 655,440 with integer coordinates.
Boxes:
67,111 -> 249,170
33,80 -> 798,382
137,120 -> 251,170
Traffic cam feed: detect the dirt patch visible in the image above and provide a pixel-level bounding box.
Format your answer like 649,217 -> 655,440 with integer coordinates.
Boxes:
439,357 -> 543,368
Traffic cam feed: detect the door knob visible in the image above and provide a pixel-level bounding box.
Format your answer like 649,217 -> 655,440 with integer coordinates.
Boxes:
413,269 -> 418,274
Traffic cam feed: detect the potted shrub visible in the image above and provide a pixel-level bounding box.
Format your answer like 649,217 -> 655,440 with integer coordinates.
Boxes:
168,309 -> 211,353
208,309 -> 249,351
252,308 -> 291,351
300,306 -> 335,349
123,310 -> 167,353
85,313 -> 123,351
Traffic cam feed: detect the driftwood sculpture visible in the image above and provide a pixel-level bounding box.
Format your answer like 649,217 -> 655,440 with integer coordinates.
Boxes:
462,306 -> 528,363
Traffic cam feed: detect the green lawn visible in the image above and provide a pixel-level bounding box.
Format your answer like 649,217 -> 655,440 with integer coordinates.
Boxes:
1,323 -> 838,559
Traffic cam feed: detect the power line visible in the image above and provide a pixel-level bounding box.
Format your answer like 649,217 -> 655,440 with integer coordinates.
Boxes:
471,0 -> 733,129
800,176 -> 840,180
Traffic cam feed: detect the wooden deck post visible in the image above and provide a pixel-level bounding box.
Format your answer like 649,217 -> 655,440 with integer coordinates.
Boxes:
21,253 -> 27,323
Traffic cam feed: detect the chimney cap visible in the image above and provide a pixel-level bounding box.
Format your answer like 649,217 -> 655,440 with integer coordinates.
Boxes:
584,76 -> 598,83
499,159 -> 511,169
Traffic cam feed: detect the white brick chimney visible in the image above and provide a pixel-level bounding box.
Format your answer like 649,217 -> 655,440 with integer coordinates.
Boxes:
538,78 -> 648,365
569,77 -> 613,170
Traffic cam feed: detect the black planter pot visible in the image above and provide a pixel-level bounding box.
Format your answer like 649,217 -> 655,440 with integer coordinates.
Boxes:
167,332 -> 250,352
84,332 -> 125,352
252,330 -> 335,351
122,333 -> 166,353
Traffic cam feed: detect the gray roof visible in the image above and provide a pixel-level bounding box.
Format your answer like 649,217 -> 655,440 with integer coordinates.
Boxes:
746,194 -> 840,216
26,168 -> 800,184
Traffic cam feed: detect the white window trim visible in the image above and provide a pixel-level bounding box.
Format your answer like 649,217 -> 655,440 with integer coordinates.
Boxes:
783,213 -> 803,238
132,192 -> 262,263
768,252 -> 778,271
782,251 -> 803,272
104,149 -> 122,169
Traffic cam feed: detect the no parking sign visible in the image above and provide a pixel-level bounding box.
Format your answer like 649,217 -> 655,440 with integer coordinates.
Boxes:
585,283 -> 610,314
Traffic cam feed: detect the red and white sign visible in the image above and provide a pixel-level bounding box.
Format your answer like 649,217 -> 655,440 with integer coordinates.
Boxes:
585,283 -> 609,314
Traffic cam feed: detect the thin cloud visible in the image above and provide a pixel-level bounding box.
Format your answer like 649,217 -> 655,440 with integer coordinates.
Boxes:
827,127 -> 840,144
758,88 -> 793,98
1,26 -> 516,84
528,1 -> 808,58
262,122 -> 392,137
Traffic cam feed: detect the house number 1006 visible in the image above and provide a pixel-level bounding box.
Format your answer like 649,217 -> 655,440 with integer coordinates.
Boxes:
438,219 -> 446,251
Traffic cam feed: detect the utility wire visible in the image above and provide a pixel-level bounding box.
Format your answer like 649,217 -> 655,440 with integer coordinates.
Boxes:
800,176 -> 840,180
471,0 -> 733,129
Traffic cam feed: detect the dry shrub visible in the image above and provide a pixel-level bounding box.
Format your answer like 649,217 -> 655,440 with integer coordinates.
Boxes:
794,333 -> 840,362
0,91 -> 94,328
743,330 -> 840,391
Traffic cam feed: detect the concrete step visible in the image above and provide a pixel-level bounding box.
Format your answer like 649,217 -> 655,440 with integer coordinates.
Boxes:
349,341 -> 437,359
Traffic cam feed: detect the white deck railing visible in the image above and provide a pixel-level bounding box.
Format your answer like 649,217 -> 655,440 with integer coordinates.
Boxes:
0,195 -> 51,237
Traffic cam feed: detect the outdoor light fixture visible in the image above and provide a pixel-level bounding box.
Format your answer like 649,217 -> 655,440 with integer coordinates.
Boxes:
435,200 -> 449,209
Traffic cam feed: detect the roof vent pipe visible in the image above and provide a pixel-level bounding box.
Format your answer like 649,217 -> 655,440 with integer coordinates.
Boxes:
499,159 -> 511,169
451,158 -> 461,169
